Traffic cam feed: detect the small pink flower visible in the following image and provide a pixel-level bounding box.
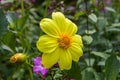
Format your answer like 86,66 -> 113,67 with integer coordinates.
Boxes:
33,57 -> 48,76
0,0 -> 4,2
106,0 -> 111,5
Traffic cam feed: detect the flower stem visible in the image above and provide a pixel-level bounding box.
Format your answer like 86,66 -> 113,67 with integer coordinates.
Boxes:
84,0 -> 91,67
26,60 -> 34,80
44,0 -> 50,17
28,66 -> 34,80
102,0 -> 106,18
21,0 -> 25,16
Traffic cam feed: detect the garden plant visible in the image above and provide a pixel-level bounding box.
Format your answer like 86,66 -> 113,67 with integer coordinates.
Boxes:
0,0 -> 120,80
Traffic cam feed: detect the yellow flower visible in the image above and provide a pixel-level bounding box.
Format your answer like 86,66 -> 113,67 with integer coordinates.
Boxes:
10,53 -> 26,63
37,12 -> 83,70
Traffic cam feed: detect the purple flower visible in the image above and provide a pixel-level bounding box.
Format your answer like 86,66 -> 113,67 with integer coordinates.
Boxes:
33,57 -> 48,76
0,0 -> 3,2
106,0 -> 111,5
94,0 -> 111,13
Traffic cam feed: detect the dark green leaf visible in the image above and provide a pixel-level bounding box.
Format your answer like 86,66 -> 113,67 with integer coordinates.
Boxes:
82,67 -> 101,80
0,9 -> 8,37
68,62 -> 82,80
1,32 -> 16,52
18,15 -> 28,30
105,54 -> 120,80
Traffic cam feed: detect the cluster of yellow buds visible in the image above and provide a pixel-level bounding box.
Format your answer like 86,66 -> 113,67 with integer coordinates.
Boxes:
10,53 -> 26,63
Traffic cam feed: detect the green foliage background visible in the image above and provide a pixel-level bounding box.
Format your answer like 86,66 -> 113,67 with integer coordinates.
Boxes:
0,0 -> 120,80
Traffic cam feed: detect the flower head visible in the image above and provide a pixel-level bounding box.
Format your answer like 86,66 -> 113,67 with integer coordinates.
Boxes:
33,57 -> 48,76
10,53 -> 26,63
37,12 -> 83,70
106,0 -> 111,5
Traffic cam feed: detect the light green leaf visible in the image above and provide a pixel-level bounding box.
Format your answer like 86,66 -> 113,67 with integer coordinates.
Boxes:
91,51 -> 110,59
1,45 -> 14,53
110,23 -> 120,28
85,58 -> 95,66
6,12 -> 18,29
88,13 -> 97,23
54,73 -> 62,79
85,29 -> 96,34
105,7 -> 116,12
83,35 -> 93,44
74,11 -> 85,18
106,27 -> 120,32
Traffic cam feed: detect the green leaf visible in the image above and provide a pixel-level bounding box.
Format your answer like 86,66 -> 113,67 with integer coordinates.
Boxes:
54,73 -> 62,79
18,15 -> 28,30
98,17 -> 107,30
105,54 -> 120,80
83,35 -> 93,44
85,58 -> 95,66
12,68 -> 25,80
110,23 -> 120,28
6,12 -> 18,29
85,29 -> 96,34
88,13 -> 97,23
74,11 -> 85,18
68,62 -> 82,80
105,7 -> 116,12
76,0 -> 82,7
82,67 -> 101,80
0,9 -> 8,37
91,51 -> 110,59
1,44 -> 14,53
106,27 -> 120,32
91,0 -> 96,5
1,32 -> 16,52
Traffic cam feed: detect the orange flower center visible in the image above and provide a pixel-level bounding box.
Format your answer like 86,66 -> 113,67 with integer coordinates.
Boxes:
59,34 -> 72,49
10,56 -> 17,63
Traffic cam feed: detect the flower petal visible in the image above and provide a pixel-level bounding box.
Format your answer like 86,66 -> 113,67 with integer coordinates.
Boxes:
68,35 -> 83,62
33,65 -> 48,76
37,35 -> 59,53
34,57 -> 41,65
59,49 -> 72,70
40,18 -> 60,37
40,67 -> 48,76
72,35 -> 83,47
65,19 -> 78,36
68,45 -> 83,62
42,48 -> 60,68
52,12 -> 66,33
52,12 -> 78,36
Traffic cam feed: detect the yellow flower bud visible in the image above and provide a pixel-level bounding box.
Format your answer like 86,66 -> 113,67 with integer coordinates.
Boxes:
10,53 -> 26,63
